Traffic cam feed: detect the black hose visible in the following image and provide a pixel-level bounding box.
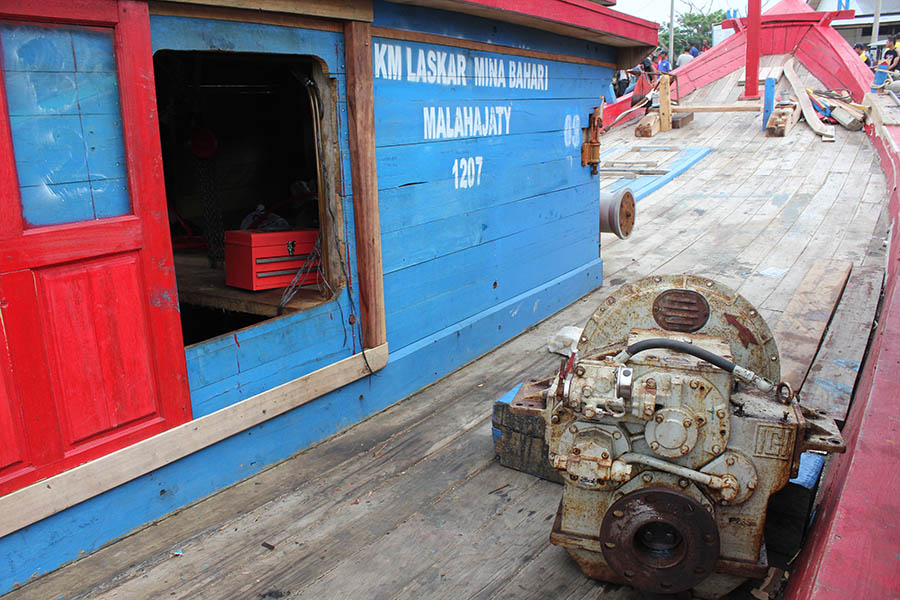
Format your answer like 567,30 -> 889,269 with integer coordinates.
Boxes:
625,338 -> 736,373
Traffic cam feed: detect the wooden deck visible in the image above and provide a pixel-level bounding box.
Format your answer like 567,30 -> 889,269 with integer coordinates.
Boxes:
5,60 -> 888,600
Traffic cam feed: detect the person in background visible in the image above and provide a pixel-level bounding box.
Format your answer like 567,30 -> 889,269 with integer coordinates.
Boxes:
639,54 -> 656,83
689,42 -> 700,58
676,47 -> 693,68
883,36 -> 899,72
701,40 -> 711,53
855,42 -> 872,67
657,50 -> 672,73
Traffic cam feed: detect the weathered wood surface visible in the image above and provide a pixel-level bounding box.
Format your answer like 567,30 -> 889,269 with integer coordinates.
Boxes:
174,253 -> 328,317
7,57 -> 888,600
771,259 -> 852,392
802,266 -> 883,422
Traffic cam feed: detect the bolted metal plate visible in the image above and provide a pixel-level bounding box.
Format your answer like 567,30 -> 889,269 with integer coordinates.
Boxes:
579,274 -> 780,383
508,378 -> 550,417
599,487 -> 719,594
652,289 -> 710,332
618,191 -> 636,238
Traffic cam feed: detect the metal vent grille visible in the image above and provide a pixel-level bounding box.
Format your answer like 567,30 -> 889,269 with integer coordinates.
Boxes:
652,289 -> 710,332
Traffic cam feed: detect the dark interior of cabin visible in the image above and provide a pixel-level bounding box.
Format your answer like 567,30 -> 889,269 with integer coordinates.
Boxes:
153,50 -> 330,345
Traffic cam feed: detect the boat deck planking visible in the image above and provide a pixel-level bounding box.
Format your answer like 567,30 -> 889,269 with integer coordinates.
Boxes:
5,56 -> 888,600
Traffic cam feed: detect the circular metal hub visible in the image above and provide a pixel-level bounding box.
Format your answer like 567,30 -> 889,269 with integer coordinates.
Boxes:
599,487 -> 719,594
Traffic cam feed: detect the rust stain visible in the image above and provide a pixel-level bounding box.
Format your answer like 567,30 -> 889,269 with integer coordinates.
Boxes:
724,313 -> 758,348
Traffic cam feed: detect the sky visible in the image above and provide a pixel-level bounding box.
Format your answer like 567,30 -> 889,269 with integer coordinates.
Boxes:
612,0 -> 791,26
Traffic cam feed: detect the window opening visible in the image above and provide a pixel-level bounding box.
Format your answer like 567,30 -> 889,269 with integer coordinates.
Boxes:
153,51 -> 342,345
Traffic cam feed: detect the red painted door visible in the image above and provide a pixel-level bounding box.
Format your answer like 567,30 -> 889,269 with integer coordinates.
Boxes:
0,0 -> 190,496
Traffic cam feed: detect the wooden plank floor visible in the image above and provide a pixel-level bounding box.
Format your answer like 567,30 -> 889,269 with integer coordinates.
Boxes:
6,60 -> 889,600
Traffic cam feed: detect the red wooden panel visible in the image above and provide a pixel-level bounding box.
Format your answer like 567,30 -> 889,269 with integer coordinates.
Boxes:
37,254 -> 157,447
0,217 -> 142,273
87,256 -> 157,428
38,264 -> 110,444
0,1 -> 190,496
0,329 -> 26,472
114,0 -> 191,426
0,270 -> 63,469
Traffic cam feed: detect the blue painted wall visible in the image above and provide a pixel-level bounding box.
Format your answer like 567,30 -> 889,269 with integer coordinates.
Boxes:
0,7 -> 617,592
1,22 -> 130,226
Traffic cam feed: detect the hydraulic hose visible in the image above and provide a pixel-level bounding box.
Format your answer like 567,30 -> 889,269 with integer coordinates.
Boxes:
622,338 -> 735,372
613,338 -> 774,392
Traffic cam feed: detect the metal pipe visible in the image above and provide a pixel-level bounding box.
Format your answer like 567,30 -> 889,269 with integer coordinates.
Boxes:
668,0 -> 675,61
872,0 -> 883,47
619,452 -> 726,489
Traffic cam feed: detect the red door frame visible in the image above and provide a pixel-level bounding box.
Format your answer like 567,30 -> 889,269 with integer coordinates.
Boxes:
0,0 -> 191,495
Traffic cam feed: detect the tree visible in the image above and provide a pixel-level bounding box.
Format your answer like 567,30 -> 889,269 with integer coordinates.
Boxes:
659,9 -> 726,55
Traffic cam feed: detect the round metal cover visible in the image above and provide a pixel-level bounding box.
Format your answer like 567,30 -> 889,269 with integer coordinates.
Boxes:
618,190 -> 635,238
578,274 -> 780,382
652,289 -> 710,332
599,487 -> 719,594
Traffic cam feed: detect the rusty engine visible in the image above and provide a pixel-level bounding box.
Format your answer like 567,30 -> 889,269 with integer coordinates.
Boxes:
511,275 -> 845,598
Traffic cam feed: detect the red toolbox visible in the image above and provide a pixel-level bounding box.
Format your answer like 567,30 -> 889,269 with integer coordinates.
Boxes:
225,229 -> 322,291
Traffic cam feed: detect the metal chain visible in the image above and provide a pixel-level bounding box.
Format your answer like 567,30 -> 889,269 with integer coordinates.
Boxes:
198,156 -> 225,268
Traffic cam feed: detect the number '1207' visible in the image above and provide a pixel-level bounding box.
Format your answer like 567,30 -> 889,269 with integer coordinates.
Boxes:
452,156 -> 483,189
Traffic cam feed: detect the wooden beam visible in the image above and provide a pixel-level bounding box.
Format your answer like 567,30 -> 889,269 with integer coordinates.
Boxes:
659,74 -> 673,132
672,104 -> 762,113
771,260 -> 852,393
152,0 -> 372,22
802,266 -> 883,423
784,59 -> 836,141
672,111 -> 694,128
345,21 -> 387,348
149,1 -> 343,31
0,343 -> 389,538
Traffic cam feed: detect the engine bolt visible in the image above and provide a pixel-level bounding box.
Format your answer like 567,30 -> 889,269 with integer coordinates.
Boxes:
683,419 -> 692,428
712,444 -> 722,454
716,409 -> 726,419
642,473 -> 653,483
573,448 -> 581,455
551,415 -> 560,424
726,456 -> 735,466
650,442 -> 660,451
612,430 -> 622,440
570,474 -> 578,481
771,355 -> 778,361
569,425 -> 578,434
613,510 -> 625,518
680,445 -> 690,454
689,379 -> 700,389
646,378 -> 657,389
601,451 -> 609,460
747,480 -> 757,490
678,479 -> 689,488
697,417 -> 706,426
655,414 -> 664,423
575,366 -> 585,377
582,386 -> 593,397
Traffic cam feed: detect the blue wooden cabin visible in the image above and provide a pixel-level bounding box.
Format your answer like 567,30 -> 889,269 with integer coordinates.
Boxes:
0,0 -> 656,591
